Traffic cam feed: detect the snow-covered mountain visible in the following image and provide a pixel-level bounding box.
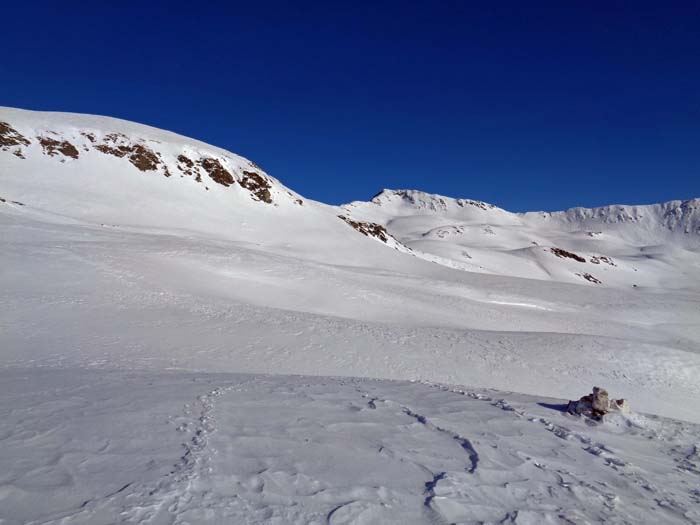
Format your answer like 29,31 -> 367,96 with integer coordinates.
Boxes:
343,189 -> 700,287
2,107 -> 700,524
3,106 -> 699,290
1,107 -> 418,267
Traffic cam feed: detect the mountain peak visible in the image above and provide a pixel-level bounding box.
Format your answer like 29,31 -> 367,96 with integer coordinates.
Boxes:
369,188 -> 499,213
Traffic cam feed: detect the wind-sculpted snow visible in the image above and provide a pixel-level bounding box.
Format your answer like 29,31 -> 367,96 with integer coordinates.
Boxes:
1,370 -> 699,524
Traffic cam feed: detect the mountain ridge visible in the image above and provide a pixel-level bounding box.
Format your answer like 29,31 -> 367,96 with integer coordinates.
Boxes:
3,106 -> 697,218
362,188 -> 700,232
2,106 -> 698,289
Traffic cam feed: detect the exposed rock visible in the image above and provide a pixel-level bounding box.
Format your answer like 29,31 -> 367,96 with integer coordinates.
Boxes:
199,158 -> 234,187
95,144 -> 130,158
177,154 -> 201,182
0,197 -> 25,206
456,199 -> 496,211
177,154 -> 194,171
240,170 -> 272,203
0,122 -> 30,155
576,272 -> 602,284
551,247 -> 586,263
94,133 -> 133,160
591,386 -> 609,418
128,144 -> 160,171
38,136 -> 80,159
94,134 -> 163,173
338,215 -> 391,243
590,255 -> 616,266
567,387 -> 630,420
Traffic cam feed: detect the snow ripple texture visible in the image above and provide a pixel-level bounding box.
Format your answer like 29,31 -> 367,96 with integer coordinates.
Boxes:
2,370 -> 699,524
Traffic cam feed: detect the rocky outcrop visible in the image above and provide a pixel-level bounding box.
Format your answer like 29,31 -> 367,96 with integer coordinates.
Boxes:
576,272 -> 602,284
0,119 -> 283,205
0,122 -> 31,158
551,248 -> 586,263
38,136 -> 80,159
94,133 -> 165,174
338,215 -> 392,243
455,199 -> 496,211
567,387 -> 630,420
240,170 -> 272,203
199,158 -> 234,187
590,255 -> 615,266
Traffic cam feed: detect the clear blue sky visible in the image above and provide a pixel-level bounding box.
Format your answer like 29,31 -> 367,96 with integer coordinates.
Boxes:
2,2 -> 698,210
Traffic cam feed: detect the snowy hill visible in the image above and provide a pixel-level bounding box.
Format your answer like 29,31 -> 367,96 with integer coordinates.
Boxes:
0,107 -> 414,267
2,107 -> 700,523
3,106 -> 698,286
343,189 -> 700,288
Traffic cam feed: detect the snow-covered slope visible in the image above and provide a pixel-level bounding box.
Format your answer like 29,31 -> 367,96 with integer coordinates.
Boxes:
2,106 -> 700,416
2,107 -> 700,523
343,189 -> 700,288
3,369 -> 699,525
0,107 -> 413,267
3,106 -> 697,287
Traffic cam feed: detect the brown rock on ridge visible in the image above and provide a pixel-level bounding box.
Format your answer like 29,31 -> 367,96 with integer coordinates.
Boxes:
177,155 -> 202,182
1,121 -> 278,205
240,170 -> 272,203
551,247 -> 586,263
128,144 -> 161,171
94,133 -> 164,173
456,199 -> 496,211
338,215 -> 392,244
199,158 -> 234,187
577,272 -> 602,284
590,255 -> 616,266
38,136 -> 80,159
0,122 -> 31,152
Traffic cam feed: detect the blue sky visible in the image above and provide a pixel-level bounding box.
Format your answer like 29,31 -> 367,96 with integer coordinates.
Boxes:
2,2 -> 698,210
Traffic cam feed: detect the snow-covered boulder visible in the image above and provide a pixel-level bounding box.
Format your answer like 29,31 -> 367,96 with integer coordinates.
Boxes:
567,387 -> 630,420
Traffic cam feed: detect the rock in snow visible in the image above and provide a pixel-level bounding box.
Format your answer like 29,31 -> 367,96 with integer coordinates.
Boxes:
568,386 -> 632,419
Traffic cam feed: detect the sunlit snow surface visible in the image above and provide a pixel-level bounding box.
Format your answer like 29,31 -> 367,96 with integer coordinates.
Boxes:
1,369 -> 699,525
2,107 -> 700,523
